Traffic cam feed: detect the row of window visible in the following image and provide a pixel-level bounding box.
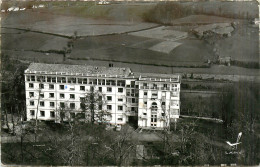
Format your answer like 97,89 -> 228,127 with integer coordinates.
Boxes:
30,110 -> 55,118
29,92 -> 125,102
28,83 -> 124,93
30,110 -> 125,122
29,92 -> 76,99
29,101 -> 76,109
29,100 -> 128,111
26,75 -> 127,86
142,83 -> 178,88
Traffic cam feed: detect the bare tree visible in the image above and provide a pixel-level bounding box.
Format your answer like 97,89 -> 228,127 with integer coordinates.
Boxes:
48,104 -> 85,166
105,125 -> 138,166
81,86 -> 107,124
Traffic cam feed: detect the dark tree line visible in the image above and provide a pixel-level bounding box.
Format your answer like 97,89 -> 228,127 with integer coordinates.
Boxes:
1,54 -> 28,134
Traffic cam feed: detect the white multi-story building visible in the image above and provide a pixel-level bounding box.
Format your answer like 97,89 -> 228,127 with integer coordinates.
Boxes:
24,63 -> 180,129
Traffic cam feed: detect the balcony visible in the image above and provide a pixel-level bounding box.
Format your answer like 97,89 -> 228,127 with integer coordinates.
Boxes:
151,95 -> 158,99
140,114 -> 147,119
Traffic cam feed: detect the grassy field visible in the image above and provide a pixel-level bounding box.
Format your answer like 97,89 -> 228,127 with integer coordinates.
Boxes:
69,33 -> 209,67
216,24 -> 259,63
1,1 -> 259,73
1,28 -> 70,51
171,14 -> 237,25
2,10 -> 157,37
181,1 -> 258,19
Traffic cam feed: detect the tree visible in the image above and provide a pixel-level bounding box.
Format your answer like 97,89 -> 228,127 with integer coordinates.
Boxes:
104,125 -> 138,166
80,86 -> 107,124
1,54 -> 27,134
46,105 -> 86,166
219,82 -> 259,165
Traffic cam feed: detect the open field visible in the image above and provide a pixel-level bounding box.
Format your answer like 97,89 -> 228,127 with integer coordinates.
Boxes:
2,50 -> 64,64
216,24 -> 259,63
2,11 -> 158,37
1,28 -> 70,51
130,26 -> 188,41
69,34 -> 209,67
1,2 -> 259,77
181,1 -> 258,19
171,14 -> 237,25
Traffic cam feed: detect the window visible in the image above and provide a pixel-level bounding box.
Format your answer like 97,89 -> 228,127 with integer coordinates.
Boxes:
151,114 -> 157,123
40,93 -> 44,98
162,102 -> 165,106
99,96 -> 102,101
107,96 -> 112,101
70,103 -> 75,109
30,110 -> 35,116
99,105 -> 102,110
144,101 -> 147,105
30,101 -> 34,106
162,113 -> 165,116
60,102 -> 65,108
31,76 -> 35,81
107,87 -> 112,92
118,98 -> 123,102
131,107 -> 135,111
70,94 -> 75,99
40,101 -> 45,107
39,84 -> 44,89
143,113 -> 147,115
144,92 -> 147,96
37,76 -> 46,82
118,105 -> 123,111
80,97 -> 85,102
49,93 -> 54,98
50,111 -> 55,118
57,77 -> 66,83
83,78 -> 88,84
29,83 -> 34,88
99,87 -> 102,92
153,84 -> 157,88
152,93 -> 158,98
132,98 -> 136,103
29,92 -> 34,97
51,77 -> 56,83
68,77 -> 76,83
143,83 -> 147,87
80,86 -> 85,91
118,88 -> 123,93
50,102 -> 55,107
49,84 -> 54,89
109,63 -> 113,67
163,84 -> 167,88
118,118 -> 123,121
107,105 -> 112,110
60,93 -> 65,99
47,77 -> 51,82
151,102 -> 157,111
40,111 -> 45,117
60,85 -> 64,90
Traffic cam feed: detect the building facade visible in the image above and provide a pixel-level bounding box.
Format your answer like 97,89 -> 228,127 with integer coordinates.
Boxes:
25,63 -> 180,129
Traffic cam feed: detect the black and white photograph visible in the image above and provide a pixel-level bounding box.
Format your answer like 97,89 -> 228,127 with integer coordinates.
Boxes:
1,0 -> 259,166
